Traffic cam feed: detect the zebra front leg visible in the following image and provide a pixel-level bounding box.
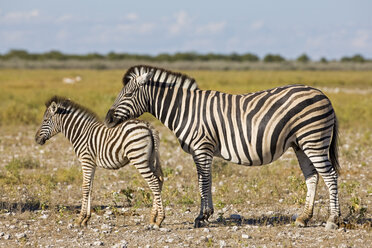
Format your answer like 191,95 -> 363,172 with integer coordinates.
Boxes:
294,148 -> 319,227
76,164 -> 95,227
193,150 -> 214,228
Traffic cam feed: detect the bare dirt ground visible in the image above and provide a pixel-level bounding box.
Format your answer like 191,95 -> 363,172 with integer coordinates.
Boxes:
0,125 -> 371,247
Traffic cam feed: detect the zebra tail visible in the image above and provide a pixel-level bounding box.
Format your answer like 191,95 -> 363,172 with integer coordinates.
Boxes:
330,115 -> 341,176
150,127 -> 164,184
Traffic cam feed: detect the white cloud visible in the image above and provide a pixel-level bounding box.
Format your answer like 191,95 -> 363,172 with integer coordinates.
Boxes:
196,21 -> 226,35
56,29 -> 69,40
169,11 -> 192,35
1,9 -> 40,23
250,20 -> 264,30
352,30 -> 370,48
124,13 -> 138,21
116,22 -> 155,34
56,15 -> 73,23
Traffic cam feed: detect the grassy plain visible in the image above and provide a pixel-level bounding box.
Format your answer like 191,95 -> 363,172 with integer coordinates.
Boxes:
0,69 -> 371,247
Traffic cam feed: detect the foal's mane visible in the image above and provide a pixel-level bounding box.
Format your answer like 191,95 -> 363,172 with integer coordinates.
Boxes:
45,96 -> 100,121
123,65 -> 199,90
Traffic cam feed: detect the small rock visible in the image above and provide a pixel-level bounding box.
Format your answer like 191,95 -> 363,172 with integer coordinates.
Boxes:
0,232 -> 4,236
9,225 -> 16,229
231,226 -> 239,232
242,234 -> 251,239
93,241 -> 104,246
101,224 -> 111,230
219,240 -> 227,247
200,236 -> 207,242
39,214 -> 49,219
15,233 -> 27,239
4,234 -> 11,240
159,227 -> 170,232
165,238 -> 174,243
116,240 -> 128,248
203,228 -> 210,233
67,223 -> 73,229
267,211 -> 274,215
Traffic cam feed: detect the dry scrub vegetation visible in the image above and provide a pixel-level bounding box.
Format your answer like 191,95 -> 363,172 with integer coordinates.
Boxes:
0,69 -> 371,247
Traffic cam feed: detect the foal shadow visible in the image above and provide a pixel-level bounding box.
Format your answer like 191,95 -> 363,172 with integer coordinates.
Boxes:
0,201 -> 127,214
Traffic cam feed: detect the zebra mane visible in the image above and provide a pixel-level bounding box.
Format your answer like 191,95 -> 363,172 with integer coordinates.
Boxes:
45,96 -> 100,121
123,65 -> 199,90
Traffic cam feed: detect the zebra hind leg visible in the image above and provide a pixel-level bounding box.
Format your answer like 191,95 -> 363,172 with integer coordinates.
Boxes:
148,175 -> 165,228
294,147 -> 319,227
303,151 -> 341,230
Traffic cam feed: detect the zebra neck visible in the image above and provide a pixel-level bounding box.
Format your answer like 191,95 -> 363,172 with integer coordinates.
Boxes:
148,84 -> 193,133
60,109 -> 98,151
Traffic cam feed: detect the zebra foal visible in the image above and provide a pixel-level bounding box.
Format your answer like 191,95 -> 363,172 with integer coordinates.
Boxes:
105,65 -> 341,230
35,96 -> 165,228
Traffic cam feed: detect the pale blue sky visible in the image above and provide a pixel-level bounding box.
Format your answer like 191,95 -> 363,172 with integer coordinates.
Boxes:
0,0 -> 371,59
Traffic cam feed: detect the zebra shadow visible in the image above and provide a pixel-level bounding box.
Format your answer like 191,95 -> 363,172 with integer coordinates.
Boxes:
209,214 -> 295,227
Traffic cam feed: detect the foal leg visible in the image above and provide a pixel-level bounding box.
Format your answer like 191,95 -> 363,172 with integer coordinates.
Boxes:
130,154 -> 165,228
76,162 -> 96,227
294,148 -> 319,227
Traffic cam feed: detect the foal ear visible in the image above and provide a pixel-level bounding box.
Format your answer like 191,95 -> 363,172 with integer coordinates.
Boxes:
137,70 -> 154,86
50,101 -> 58,114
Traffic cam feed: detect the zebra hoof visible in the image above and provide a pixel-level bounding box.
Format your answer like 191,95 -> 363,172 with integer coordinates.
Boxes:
325,221 -> 338,230
295,219 -> 306,227
194,219 -> 202,228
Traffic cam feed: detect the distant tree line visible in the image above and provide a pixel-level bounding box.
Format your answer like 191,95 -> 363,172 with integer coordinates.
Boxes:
0,49 -> 369,63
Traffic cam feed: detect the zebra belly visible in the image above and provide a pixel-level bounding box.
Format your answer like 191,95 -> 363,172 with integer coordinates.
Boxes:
96,156 -> 129,170
217,145 -> 288,166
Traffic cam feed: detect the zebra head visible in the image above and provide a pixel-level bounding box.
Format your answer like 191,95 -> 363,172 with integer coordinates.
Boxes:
105,70 -> 154,128
35,99 -> 63,145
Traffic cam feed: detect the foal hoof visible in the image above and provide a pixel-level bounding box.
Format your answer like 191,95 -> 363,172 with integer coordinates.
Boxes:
325,221 -> 338,230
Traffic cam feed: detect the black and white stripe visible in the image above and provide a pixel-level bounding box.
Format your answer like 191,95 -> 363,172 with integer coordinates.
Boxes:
105,65 -> 341,229
35,96 -> 164,228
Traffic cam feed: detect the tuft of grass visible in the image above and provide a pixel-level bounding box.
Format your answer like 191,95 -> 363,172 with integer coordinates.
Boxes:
1,157 -> 40,183
54,167 -> 81,184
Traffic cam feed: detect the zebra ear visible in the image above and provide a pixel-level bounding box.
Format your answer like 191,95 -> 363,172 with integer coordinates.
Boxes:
50,101 -> 58,114
137,70 -> 154,86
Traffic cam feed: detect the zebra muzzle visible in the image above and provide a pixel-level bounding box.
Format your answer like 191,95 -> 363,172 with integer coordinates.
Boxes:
35,134 -> 46,145
105,109 -> 122,128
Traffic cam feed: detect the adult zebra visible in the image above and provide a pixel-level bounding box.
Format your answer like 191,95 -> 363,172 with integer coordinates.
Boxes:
105,65 -> 341,229
35,96 -> 165,228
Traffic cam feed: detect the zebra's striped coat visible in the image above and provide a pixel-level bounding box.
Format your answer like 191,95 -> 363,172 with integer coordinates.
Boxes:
35,96 -> 164,227
105,65 -> 341,229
